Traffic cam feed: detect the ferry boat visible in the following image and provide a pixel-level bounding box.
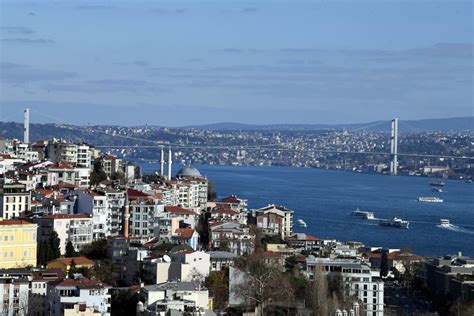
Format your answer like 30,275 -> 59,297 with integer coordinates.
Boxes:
351,208 -> 375,220
430,181 -> 445,187
439,219 -> 451,228
379,217 -> 409,229
431,187 -> 443,193
417,197 -> 443,203
297,219 -> 308,228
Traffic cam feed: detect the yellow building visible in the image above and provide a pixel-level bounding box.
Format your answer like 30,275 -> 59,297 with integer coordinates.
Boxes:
0,219 -> 37,268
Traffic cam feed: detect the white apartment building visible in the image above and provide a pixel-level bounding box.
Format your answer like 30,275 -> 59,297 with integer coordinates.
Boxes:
35,214 -> 93,254
46,164 -> 90,188
72,190 -> 110,239
0,183 -> 31,220
305,256 -> 384,316
129,200 -> 165,238
139,281 -> 210,315
47,277 -> 111,316
0,277 -> 30,316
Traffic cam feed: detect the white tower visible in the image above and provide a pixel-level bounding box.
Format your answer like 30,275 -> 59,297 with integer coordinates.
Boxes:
390,118 -> 398,175
167,146 -> 172,180
23,108 -> 30,143
160,146 -> 165,176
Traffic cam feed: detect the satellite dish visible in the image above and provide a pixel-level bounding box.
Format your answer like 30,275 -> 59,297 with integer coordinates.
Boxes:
163,255 -> 171,263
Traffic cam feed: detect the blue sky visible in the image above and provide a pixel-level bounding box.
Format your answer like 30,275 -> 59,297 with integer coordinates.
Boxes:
0,0 -> 472,126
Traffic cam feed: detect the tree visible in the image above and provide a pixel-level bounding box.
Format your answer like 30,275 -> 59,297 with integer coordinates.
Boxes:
48,231 -> 61,260
111,289 -> 138,316
380,251 -> 389,278
217,239 -> 231,252
207,181 -> 217,201
37,240 -> 49,267
308,264 -> 330,316
206,268 -> 229,311
90,160 -> 107,185
233,253 -> 290,316
68,259 -> 77,279
111,171 -> 125,182
65,241 -> 77,257
79,238 -> 109,260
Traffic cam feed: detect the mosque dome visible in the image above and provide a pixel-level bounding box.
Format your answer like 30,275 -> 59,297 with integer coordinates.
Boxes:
176,166 -> 202,178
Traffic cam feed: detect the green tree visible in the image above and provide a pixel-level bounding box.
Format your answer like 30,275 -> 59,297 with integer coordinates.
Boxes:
37,240 -> 49,267
380,251 -> 389,278
79,238 -> 109,260
48,231 -> 61,260
68,259 -> 77,279
65,241 -> 77,257
111,171 -> 125,182
90,160 -> 107,184
111,289 -> 138,316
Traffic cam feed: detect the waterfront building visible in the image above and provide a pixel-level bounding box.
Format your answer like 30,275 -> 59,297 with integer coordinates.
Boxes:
0,182 -> 31,220
0,219 -> 37,269
286,233 -> 321,252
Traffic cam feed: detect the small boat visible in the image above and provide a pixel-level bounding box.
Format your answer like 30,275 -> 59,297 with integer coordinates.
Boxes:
417,197 -> 443,203
466,180 -> 473,183
351,208 -> 375,220
297,219 -> 307,228
430,181 -> 445,187
439,219 -> 451,228
431,187 -> 443,193
379,217 -> 409,229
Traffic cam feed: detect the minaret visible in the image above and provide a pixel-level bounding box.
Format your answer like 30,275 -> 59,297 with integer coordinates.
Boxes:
24,108 -> 30,143
160,146 -> 165,177
123,202 -> 130,238
123,191 -> 130,238
168,146 -> 172,180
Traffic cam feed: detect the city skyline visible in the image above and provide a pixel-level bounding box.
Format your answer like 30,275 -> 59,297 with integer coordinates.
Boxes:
1,0 -> 473,126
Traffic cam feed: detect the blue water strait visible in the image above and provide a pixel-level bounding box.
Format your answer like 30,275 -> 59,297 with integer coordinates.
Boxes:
139,162 -> 474,257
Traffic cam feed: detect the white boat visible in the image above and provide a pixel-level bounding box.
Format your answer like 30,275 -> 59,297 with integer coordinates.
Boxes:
297,219 -> 307,228
431,187 -> 443,193
351,208 -> 375,220
379,217 -> 409,229
439,219 -> 451,227
417,197 -> 443,203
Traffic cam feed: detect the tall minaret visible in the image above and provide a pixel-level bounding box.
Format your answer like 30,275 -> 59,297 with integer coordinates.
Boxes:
167,146 -> 172,180
160,146 -> 165,176
24,108 -> 30,143
123,192 -> 130,238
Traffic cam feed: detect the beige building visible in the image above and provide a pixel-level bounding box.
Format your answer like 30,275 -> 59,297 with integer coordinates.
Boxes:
254,204 -> 294,239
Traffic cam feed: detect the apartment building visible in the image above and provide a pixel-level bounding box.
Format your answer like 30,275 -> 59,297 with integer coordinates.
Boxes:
0,183 -> 31,220
0,220 -> 37,269
254,204 -> 294,239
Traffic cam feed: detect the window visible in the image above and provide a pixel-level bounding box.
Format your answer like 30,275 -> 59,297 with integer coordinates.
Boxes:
4,236 -> 7,241
373,284 -> 377,291
10,236 -> 14,241
373,298 -> 377,304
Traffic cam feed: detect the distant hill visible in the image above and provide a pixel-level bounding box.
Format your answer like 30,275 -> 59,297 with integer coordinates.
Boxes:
0,117 -> 471,144
185,117 -> 474,132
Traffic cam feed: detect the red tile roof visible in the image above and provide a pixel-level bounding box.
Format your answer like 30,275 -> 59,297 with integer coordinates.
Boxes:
44,214 -> 90,220
48,256 -> 94,266
174,228 -> 195,239
165,206 -> 196,215
0,219 -> 34,226
127,188 -> 151,198
49,277 -> 109,289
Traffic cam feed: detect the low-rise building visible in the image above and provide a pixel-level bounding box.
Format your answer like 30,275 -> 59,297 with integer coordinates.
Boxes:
253,204 -> 294,239
0,183 -> 31,220
47,277 -> 111,316
0,276 -> 30,315
47,257 -> 95,272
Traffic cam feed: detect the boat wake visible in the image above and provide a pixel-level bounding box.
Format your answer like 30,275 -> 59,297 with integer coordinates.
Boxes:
437,224 -> 474,235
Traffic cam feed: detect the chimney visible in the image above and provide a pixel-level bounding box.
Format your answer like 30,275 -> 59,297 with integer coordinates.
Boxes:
168,146 -> 172,180
24,108 -> 30,144
160,146 -> 165,177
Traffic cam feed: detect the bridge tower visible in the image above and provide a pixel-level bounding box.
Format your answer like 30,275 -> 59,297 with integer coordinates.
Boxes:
390,118 -> 398,175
